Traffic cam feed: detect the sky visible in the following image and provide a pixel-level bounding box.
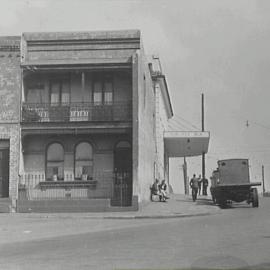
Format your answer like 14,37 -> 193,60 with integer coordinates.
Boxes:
1,0 -> 270,193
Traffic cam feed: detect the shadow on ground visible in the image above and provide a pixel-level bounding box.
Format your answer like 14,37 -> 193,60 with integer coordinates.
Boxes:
190,255 -> 270,269
190,255 -> 248,269
192,197 -> 254,210
176,197 -> 218,207
216,202 -> 254,210
195,198 -> 217,207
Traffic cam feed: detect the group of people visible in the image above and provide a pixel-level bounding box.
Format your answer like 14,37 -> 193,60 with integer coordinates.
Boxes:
151,179 -> 169,202
189,174 -> 208,201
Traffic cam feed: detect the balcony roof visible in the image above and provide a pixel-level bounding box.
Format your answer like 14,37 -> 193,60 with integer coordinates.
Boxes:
21,58 -> 132,69
21,124 -> 132,136
164,131 -> 210,157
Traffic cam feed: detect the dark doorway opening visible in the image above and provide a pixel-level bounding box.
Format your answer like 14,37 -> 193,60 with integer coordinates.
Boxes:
112,141 -> 132,206
0,141 -> 9,198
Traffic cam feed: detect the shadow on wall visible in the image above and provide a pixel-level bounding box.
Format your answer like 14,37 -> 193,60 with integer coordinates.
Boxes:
168,184 -> 173,194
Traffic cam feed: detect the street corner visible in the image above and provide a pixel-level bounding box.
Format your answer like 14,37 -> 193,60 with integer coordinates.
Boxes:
133,193 -> 221,219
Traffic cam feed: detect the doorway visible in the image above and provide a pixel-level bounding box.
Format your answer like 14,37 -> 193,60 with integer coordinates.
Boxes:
111,141 -> 132,206
0,142 -> 9,198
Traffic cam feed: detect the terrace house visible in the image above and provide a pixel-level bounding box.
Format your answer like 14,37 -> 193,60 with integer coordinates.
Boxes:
0,30 -> 210,212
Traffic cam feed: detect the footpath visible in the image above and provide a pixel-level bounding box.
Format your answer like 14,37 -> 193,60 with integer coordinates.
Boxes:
102,193 -> 221,219
0,194 -> 221,245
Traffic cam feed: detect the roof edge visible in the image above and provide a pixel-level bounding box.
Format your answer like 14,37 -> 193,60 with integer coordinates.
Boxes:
152,73 -> 173,118
22,29 -> 141,41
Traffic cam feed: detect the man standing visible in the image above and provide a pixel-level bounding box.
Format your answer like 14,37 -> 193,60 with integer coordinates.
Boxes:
190,174 -> 199,202
202,177 -> 209,196
198,174 -> 202,195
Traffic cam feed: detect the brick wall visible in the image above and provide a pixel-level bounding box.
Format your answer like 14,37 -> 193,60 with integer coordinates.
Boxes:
0,37 -> 21,209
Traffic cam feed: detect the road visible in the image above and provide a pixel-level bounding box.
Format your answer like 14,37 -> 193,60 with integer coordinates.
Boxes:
0,197 -> 270,270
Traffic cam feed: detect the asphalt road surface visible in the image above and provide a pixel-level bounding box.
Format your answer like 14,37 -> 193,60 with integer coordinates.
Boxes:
0,197 -> 270,270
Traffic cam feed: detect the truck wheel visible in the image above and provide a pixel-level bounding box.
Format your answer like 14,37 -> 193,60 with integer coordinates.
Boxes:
217,199 -> 226,208
252,188 -> 259,208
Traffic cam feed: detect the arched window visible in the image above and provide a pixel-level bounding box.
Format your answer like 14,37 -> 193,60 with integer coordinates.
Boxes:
46,143 -> 64,181
75,142 -> 93,180
115,141 -> 131,149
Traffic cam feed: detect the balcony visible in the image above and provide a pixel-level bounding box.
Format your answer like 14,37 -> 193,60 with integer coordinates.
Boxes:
21,101 -> 132,123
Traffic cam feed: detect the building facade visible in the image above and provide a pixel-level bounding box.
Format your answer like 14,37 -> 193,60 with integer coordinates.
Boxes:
0,30 -> 209,212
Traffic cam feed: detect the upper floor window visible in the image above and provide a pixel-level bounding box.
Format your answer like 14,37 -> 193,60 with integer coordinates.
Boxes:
50,77 -> 70,106
93,81 -> 102,105
93,74 -> 113,105
26,82 -> 45,103
46,142 -> 64,181
104,81 -> 113,104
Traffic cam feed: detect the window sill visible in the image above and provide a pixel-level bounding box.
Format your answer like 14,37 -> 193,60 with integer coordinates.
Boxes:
39,180 -> 97,190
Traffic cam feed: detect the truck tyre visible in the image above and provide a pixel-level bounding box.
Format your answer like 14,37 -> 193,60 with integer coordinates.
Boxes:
211,194 -> 216,204
252,188 -> 259,208
217,199 -> 226,208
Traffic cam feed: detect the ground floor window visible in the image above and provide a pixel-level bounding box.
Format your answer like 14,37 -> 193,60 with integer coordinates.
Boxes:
75,142 -> 93,180
46,142 -> 64,181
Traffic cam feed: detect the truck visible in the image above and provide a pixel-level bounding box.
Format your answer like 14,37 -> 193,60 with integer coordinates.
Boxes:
210,159 -> 261,207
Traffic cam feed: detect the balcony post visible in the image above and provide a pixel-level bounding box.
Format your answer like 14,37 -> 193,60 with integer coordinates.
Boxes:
81,71 -> 85,102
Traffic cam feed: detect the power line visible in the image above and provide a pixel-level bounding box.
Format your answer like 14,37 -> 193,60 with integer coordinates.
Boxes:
251,121 -> 270,130
231,112 -> 270,131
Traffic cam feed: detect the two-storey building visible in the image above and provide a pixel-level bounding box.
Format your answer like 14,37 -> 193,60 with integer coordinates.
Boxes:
0,30 -> 210,212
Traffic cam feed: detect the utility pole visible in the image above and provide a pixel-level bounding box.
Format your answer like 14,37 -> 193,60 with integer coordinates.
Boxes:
262,165 -> 265,195
202,93 -> 205,179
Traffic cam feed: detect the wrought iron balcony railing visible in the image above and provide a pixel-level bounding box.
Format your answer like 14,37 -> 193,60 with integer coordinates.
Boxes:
21,101 -> 132,123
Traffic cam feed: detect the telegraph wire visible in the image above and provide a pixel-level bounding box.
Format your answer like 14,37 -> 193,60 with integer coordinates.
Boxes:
231,112 -> 270,131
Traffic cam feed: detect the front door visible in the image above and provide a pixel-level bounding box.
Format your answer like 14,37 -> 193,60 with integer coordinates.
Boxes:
0,149 -> 9,198
112,142 -> 132,206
